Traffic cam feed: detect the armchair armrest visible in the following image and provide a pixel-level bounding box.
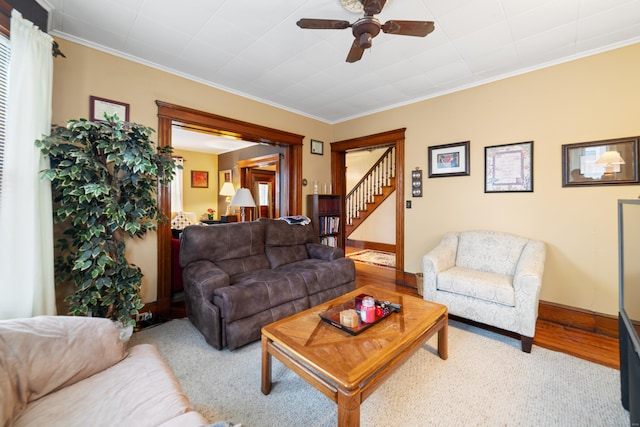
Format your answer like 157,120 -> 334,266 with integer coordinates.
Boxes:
422,233 -> 459,299
306,242 -> 344,261
513,240 -> 546,296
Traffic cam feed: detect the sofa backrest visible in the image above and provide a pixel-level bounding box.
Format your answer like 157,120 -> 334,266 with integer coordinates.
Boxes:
455,230 -> 529,276
180,221 -> 270,276
0,316 -> 126,426
259,218 -> 314,268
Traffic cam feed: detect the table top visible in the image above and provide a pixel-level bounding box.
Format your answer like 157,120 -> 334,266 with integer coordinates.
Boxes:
261,285 -> 447,390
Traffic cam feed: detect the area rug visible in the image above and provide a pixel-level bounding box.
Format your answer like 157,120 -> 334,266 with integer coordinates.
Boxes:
129,318 -> 629,427
347,249 -> 395,268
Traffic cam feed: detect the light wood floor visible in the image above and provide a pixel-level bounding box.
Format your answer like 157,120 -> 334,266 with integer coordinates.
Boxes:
351,259 -> 620,369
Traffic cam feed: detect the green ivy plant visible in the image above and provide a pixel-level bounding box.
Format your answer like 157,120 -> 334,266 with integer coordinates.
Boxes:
36,114 -> 176,326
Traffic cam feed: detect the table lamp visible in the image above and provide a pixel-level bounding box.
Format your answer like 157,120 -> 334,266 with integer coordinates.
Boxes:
229,188 -> 256,222
219,182 -> 236,215
595,151 -> 625,178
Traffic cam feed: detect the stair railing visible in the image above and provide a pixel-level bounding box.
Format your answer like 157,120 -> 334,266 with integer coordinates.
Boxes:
345,146 -> 395,226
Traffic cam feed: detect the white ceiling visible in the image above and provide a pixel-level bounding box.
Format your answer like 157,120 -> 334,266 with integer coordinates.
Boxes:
171,126 -> 257,154
46,0 -> 640,124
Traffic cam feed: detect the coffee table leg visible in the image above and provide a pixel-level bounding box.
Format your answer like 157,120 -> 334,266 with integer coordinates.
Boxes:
261,335 -> 272,395
438,318 -> 448,360
337,390 -> 360,427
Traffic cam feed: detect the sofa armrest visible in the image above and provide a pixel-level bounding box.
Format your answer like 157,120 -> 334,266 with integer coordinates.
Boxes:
306,242 -> 344,261
422,232 -> 459,299
183,260 -> 229,298
182,260 -> 229,349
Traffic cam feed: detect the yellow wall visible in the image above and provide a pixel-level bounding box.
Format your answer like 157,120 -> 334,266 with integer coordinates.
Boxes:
332,43 -> 640,316
173,149 -> 219,220
52,39 -> 333,303
51,37 -> 640,316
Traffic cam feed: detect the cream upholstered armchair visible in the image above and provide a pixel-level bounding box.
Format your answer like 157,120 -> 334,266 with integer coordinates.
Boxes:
422,231 -> 546,352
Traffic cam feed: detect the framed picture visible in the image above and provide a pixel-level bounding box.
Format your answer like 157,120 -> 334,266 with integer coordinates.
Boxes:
191,170 -> 209,188
311,139 -> 324,155
562,136 -> 639,187
428,141 -> 470,178
485,141 -> 533,193
219,169 -> 232,184
90,96 -> 130,121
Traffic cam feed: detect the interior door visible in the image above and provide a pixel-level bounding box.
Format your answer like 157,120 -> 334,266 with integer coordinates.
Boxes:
251,170 -> 276,218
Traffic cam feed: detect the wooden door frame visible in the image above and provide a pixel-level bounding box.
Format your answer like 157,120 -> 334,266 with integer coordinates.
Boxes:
238,154 -> 280,219
331,128 -> 406,284
155,101 -> 304,316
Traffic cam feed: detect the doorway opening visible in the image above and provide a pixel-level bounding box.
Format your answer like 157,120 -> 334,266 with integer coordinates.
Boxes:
155,101 -> 304,317
331,129 -> 406,284
238,153 -> 281,220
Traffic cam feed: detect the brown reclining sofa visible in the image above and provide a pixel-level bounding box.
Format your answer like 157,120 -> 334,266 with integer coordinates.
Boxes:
179,218 -> 356,350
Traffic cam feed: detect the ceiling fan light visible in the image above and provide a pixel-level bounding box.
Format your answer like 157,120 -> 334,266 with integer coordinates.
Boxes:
359,32 -> 373,48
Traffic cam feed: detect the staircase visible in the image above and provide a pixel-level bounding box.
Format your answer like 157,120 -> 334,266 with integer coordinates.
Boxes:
345,146 -> 396,238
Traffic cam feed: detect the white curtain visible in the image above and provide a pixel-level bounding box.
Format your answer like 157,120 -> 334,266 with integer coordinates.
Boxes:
170,157 -> 184,212
0,10 -> 55,319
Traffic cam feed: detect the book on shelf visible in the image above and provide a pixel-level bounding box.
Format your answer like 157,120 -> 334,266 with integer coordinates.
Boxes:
319,216 -> 340,235
320,235 -> 338,247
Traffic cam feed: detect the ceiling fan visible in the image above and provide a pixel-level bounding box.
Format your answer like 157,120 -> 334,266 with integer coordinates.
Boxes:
296,0 -> 435,63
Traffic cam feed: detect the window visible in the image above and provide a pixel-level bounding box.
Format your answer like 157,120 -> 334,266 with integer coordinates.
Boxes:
0,34 -> 8,194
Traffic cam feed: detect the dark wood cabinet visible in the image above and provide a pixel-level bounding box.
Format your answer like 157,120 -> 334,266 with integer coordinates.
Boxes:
307,194 -> 343,248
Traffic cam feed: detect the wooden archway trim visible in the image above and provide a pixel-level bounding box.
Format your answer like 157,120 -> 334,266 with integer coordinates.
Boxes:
155,101 -> 304,316
331,128 -> 406,284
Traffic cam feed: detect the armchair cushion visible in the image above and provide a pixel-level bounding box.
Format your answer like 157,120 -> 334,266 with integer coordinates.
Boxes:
438,267 -> 515,306
455,231 -> 528,276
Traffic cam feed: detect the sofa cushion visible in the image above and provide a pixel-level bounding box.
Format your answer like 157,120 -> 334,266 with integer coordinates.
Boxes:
264,246 -> 309,269
180,221 -> 269,275
261,218 -> 314,268
437,266 -> 515,306
213,270 -> 309,322
13,344 -> 206,427
455,231 -> 528,276
276,258 -> 356,296
0,316 -> 126,425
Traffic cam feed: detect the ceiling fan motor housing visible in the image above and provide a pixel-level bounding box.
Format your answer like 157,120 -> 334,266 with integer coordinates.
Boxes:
352,18 -> 380,48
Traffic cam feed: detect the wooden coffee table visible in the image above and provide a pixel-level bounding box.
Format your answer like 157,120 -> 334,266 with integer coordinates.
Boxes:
261,285 -> 448,427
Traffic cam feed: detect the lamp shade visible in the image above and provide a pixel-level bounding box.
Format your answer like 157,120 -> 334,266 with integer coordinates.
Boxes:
219,182 -> 235,197
229,188 -> 256,207
596,151 -> 625,165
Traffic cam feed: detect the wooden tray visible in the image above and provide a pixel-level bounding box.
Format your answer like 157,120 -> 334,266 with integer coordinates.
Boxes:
319,299 -> 397,335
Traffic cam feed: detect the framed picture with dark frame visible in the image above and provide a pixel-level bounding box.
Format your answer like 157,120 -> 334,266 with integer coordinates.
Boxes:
89,96 -> 130,122
485,141 -> 533,193
191,170 -> 209,188
561,136 -> 639,187
311,139 -> 324,155
219,169 -> 232,185
428,141 -> 470,178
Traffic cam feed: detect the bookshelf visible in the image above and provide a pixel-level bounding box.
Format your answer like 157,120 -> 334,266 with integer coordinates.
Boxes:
307,194 -> 343,248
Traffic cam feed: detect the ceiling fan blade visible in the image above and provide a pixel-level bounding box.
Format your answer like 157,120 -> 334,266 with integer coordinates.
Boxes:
381,20 -> 435,37
346,38 -> 365,63
363,0 -> 387,16
296,19 -> 351,30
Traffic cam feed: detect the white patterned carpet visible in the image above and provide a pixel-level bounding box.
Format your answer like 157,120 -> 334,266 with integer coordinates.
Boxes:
130,318 -> 629,426
347,249 -> 396,268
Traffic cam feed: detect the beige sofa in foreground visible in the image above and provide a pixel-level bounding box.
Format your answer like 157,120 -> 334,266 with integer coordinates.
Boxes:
0,315 -> 208,427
